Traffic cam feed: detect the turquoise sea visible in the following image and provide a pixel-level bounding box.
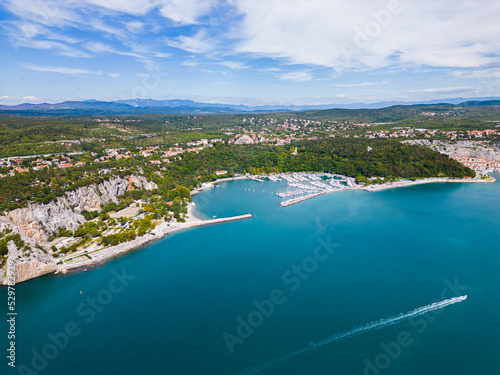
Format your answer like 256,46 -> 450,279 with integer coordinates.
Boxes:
2,175 -> 500,375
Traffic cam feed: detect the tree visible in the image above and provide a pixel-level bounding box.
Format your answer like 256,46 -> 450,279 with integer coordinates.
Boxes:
355,175 -> 369,185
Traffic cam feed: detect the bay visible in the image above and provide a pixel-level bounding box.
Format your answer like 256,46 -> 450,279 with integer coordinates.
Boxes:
1,175 -> 499,375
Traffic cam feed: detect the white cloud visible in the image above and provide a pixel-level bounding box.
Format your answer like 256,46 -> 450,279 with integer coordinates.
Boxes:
108,73 -> 120,78
158,0 -> 218,25
4,0 -> 500,74
21,63 -> 102,75
3,0 -> 500,103
233,0 -> 500,71
453,67 -> 500,79
88,19 -> 126,38
82,0 -> 218,24
258,67 -> 281,72
182,60 -> 199,67
126,21 -> 145,33
85,41 -> 115,54
13,21 -> 80,44
408,87 -> 476,94
278,71 -> 312,82
11,37 -> 91,58
2,0 -> 82,27
83,0 -> 158,15
84,41 -> 144,59
166,29 -> 215,53
333,81 -> 386,87
219,61 -> 246,69
0,95 -> 43,105
3,0 -> 220,28
12,22 -> 45,39
10,22 -> 81,44
154,52 -> 170,58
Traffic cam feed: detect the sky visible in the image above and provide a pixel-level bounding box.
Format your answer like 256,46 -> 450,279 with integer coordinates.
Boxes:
1,0 -> 500,106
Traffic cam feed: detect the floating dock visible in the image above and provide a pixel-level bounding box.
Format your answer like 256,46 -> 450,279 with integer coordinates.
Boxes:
280,191 -> 327,207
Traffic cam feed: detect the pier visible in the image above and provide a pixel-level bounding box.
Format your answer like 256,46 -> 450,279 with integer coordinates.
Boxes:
58,212 -> 253,270
268,172 -> 356,207
199,213 -> 253,225
280,191 -> 326,207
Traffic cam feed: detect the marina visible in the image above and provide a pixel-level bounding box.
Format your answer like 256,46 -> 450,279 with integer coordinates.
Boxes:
251,172 -> 490,207
206,173 -> 493,209
262,172 -> 357,206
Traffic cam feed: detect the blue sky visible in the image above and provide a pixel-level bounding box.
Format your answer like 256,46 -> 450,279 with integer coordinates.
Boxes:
1,0 -> 500,105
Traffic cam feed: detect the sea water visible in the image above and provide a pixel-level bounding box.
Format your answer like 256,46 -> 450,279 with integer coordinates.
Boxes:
1,175 -> 499,374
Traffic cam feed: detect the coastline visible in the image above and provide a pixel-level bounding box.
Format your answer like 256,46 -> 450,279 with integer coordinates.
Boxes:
361,176 -> 495,192
55,203 -> 252,274
270,174 -> 496,207
51,173 -> 496,275
190,175 -> 250,196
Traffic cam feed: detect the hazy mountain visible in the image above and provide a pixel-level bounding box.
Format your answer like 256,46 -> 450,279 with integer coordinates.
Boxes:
1,97 -> 499,115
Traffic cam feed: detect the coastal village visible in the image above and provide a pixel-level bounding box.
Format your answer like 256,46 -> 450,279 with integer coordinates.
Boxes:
1,115 -> 499,179
452,155 -> 500,173
0,139 -> 224,178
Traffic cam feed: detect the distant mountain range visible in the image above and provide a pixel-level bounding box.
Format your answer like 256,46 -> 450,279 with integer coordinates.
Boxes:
1,97 -> 499,116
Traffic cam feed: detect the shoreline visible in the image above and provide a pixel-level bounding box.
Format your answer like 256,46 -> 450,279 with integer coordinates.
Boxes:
190,175 -> 250,196
361,176 -> 495,192
44,173 -> 499,275
269,174 -> 496,207
55,204 -> 252,274
55,175 -> 253,275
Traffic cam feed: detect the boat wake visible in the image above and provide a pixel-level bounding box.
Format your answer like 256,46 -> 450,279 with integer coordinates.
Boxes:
239,295 -> 467,375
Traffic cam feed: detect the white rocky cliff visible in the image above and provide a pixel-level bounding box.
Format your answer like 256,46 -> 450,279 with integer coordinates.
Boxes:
403,140 -> 500,161
0,175 -> 157,284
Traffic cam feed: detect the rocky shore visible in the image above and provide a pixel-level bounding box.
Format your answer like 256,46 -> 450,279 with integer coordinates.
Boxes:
54,205 -> 252,274
0,172 -> 251,285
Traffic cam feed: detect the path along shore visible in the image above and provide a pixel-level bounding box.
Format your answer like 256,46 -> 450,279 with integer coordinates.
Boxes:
56,203 -> 251,273
361,176 -> 495,192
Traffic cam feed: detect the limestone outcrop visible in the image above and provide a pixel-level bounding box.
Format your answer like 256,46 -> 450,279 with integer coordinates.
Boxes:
7,199 -> 86,242
129,175 -> 158,191
5,175 -> 155,243
0,175 -> 158,284
0,224 -> 56,285
403,140 -> 500,161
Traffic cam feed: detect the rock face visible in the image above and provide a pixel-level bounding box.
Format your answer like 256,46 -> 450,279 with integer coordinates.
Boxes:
65,176 -> 131,212
65,185 -> 104,212
7,199 -> 86,242
5,175 -> 155,243
11,255 -> 56,284
0,227 -> 56,285
0,174 -> 158,284
129,175 -> 158,190
403,140 -> 500,161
